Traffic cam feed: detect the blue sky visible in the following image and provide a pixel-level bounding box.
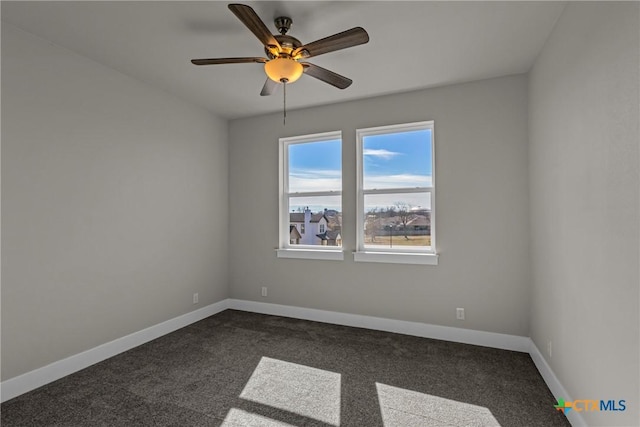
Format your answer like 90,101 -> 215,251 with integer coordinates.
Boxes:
289,139 -> 342,176
288,130 -> 432,212
288,139 -> 342,194
363,129 -> 432,190
288,139 -> 342,211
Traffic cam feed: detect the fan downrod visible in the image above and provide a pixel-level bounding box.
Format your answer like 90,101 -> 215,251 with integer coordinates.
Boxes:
275,16 -> 292,35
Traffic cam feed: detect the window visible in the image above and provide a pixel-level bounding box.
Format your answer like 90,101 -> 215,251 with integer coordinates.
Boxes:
277,131 -> 343,260
355,121 -> 437,265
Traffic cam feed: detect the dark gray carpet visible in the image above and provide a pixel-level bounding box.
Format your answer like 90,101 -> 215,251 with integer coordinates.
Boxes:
1,309 -> 570,426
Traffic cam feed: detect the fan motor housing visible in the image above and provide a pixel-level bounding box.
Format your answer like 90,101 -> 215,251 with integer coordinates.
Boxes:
265,34 -> 303,58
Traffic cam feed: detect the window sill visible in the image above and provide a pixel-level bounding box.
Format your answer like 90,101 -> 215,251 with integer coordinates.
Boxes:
276,248 -> 344,261
353,251 -> 438,265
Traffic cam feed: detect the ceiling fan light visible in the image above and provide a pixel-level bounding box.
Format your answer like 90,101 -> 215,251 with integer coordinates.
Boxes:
264,58 -> 303,83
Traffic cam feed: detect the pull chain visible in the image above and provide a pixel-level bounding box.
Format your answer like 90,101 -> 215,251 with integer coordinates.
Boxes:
283,80 -> 287,125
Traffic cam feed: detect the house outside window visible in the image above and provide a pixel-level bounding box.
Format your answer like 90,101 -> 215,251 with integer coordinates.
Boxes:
277,131 -> 343,260
354,121 -> 437,265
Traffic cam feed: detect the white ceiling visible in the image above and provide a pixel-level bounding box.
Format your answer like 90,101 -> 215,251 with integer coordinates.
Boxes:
2,1 -> 566,120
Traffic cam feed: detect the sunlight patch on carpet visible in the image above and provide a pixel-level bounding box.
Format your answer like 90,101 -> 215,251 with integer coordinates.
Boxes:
376,382 -> 501,427
239,356 -> 341,426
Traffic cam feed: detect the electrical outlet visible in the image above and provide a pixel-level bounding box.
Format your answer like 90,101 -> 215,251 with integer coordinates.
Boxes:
193,293 -> 199,304
261,287 -> 268,297
547,341 -> 552,358
456,308 -> 465,320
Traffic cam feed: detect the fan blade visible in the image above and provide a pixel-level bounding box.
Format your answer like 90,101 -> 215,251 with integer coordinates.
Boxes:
228,4 -> 281,53
302,63 -> 352,89
293,27 -> 369,59
260,78 -> 279,96
191,57 -> 267,65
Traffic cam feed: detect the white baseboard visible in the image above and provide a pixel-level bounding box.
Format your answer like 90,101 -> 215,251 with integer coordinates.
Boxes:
228,299 -> 531,352
1,299 -> 230,403
528,340 -> 585,427
2,297 -> 578,427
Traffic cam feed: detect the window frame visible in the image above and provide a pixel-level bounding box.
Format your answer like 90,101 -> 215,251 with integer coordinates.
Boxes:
354,121 -> 438,265
277,131 -> 344,261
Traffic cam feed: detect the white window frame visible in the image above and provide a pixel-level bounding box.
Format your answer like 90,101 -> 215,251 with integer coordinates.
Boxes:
277,131 -> 344,261
354,121 -> 438,265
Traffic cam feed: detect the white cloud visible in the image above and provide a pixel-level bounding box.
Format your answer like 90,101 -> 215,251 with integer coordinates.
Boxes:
363,149 -> 402,160
291,169 -> 341,179
289,169 -> 341,193
286,169 -> 432,212
365,174 -> 433,189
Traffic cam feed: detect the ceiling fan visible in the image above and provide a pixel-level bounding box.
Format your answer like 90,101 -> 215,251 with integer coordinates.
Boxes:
191,3 -> 370,97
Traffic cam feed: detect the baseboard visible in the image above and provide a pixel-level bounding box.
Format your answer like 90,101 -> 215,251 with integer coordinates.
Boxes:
228,299 -> 531,352
3,296 -> 579,427
1,299 -> 230,403
528,340 -> 585,427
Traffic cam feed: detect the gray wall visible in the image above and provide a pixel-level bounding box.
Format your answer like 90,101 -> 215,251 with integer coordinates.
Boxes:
529,3 -> 639,426
1,25 -> 229,380
229,75 -> 531,336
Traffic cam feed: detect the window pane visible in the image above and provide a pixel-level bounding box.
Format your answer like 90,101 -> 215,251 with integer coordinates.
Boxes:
363,129 -> 432,190
363,193 -> 431,249
289,139 -> 341,193
289,196 -> 342,247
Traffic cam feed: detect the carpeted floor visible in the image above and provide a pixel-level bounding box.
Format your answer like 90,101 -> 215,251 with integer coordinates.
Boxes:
1,310 -> 570,426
